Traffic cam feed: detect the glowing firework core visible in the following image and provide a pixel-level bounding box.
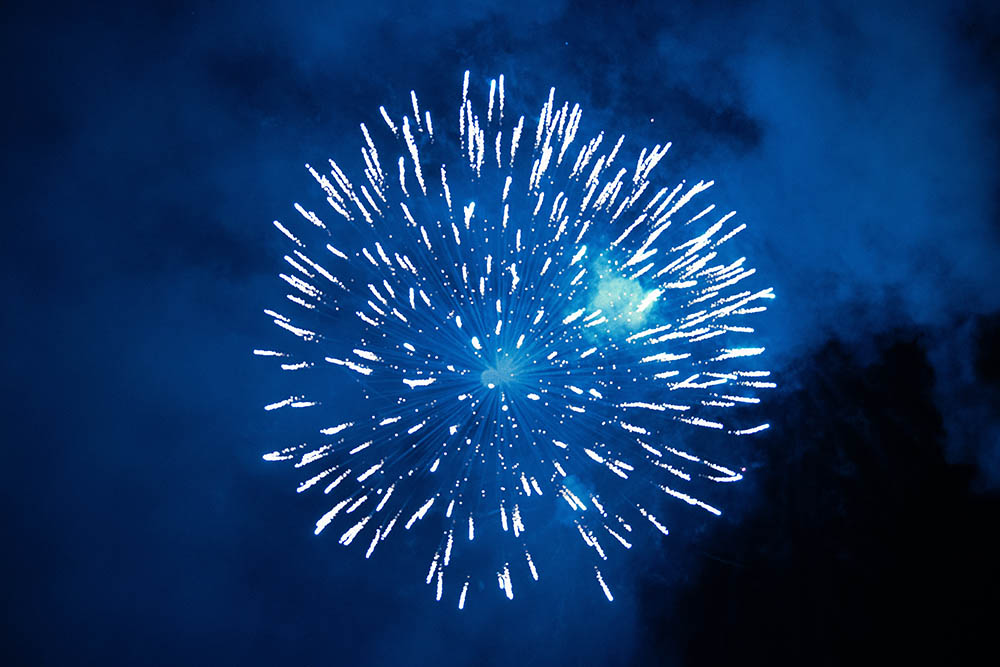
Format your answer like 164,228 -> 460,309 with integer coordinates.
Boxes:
481,358 -> 516,389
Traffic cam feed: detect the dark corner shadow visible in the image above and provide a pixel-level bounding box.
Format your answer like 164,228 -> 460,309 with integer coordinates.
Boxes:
635,323 -> 1000,665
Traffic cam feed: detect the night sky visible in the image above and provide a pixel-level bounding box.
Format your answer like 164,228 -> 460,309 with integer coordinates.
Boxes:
4,1 -> 999,665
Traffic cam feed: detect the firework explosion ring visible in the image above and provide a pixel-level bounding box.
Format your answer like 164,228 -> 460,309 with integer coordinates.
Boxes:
257,72 -> 773,608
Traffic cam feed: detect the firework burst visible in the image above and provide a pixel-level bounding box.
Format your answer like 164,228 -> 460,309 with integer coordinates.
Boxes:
257,72 -> 774,608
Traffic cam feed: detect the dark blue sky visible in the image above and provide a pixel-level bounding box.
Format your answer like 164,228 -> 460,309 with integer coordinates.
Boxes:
3,1 -> 999,665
